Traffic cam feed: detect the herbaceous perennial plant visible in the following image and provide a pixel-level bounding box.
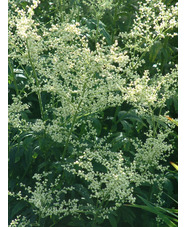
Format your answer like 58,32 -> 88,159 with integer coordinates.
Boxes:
8,0 -> 178,226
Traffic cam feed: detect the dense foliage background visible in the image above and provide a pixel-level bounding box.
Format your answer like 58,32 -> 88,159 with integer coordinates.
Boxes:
8,0 -> 178,226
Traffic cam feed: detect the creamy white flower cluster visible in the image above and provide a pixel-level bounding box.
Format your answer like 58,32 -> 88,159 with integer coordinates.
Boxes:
8,0 -> 178,224
132,128 -> 173,179
9,127 -> 173,221
130,127 -> 174,204
120,0 -> 178,53
10,172 -> 80,220
8,0 -> 178,143
8,215 -> 30,227
8,96 -> 30,130
28,28 -> 128,143
82,0 -> 114,16
118,67 -> 178,113
62,126 -> 172,215
15,0 -> 41,40
64,149 -> 136,205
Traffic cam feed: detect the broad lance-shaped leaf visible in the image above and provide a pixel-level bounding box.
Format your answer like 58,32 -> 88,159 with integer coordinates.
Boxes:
136,196 -> 177,226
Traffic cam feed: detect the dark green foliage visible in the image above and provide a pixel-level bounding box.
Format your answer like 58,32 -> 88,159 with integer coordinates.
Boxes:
8,0 -> 178,226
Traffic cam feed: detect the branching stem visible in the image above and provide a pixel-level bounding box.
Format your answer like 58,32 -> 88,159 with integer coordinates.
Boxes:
61,81 -> 87,161
26,38 -> 44,120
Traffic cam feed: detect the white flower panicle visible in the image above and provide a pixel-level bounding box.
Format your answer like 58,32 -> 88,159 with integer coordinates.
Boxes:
8,0 -> 177,224
120,0 -> 178,53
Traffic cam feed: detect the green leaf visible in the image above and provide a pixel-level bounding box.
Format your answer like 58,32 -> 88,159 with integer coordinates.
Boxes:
10,201 -> 27,219
99,22 -> 112,45
92,160 -> 107,173
121,207 -> 136,226
136,196 -> 177,227
111,132 -> 126,151
38,161 -> 49,171
92,118 -> 102,136
149,41 -> 163,62
108,214 -> 117,227
15,147 -> 23,163
68,218 -> 86,227
163,178 -> 174,195
118,110 -> 147,127
121,120 -> 132,132
74,184 -> 93,204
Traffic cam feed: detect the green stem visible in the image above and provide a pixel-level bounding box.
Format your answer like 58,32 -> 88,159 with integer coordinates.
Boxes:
61,81 -> 87,161
95,16 -> 99,46
26,38 -> 44,120
112,0 -> 120,42
92,192 -> 111,226
58,0 -> 64,23
49,222 -> 56,227
9,61 -> 19,96
149,106 -> 157,137
150,105 -> 163,137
